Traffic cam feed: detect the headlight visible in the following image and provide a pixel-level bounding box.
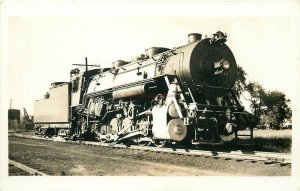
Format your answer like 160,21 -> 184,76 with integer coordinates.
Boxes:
222,60 -> 230,70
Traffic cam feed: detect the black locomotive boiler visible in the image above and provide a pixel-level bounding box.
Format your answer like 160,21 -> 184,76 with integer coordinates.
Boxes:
34,31 -> 253,146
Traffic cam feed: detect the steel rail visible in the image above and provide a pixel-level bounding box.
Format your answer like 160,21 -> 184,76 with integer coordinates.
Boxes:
9,133 -> 291,165
9,159 -> 48,176
81,141 -> 291,164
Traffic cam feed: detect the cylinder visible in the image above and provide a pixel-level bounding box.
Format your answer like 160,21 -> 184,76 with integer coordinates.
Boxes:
188,33 -> 202,43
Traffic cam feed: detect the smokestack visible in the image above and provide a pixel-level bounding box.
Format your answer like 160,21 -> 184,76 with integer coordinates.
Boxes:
188,33 -> 202,43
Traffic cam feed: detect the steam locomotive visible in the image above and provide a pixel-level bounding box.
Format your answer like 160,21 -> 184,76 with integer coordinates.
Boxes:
34,31 -> 253,146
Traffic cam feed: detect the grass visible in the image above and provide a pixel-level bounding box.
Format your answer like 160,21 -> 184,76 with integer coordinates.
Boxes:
238,129 -> 292,153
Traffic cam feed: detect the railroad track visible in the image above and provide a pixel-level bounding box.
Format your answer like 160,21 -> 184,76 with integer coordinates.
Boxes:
9,133 -> 291,166
9,159 -> 49,176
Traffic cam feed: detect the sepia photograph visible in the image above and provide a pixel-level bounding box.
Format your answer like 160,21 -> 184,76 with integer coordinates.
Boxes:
1,0 -> 300,191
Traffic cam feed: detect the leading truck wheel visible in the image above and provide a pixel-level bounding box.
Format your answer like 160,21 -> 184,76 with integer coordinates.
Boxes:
219,123 -> 236,143
167,119 -> 187,141
219,134 -> 235,142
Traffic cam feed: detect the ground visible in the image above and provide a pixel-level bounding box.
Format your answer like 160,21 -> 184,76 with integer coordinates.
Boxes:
8,136 -> 291,176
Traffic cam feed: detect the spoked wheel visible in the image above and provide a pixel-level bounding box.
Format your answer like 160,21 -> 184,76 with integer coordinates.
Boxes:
154,140 -> 167,148
99,125 -> 108,143
99,138 -> 107,143
138,141 -> 151,147
134,137 -> 151,147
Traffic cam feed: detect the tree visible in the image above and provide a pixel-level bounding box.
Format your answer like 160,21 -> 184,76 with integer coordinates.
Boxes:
233,66 -> 247,97
261,91 -> 291,129
245,82 -> 265,121
234,66 -> 292,129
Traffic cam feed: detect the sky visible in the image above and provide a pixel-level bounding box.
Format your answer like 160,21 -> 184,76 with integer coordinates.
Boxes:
5,2 -> 299,115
